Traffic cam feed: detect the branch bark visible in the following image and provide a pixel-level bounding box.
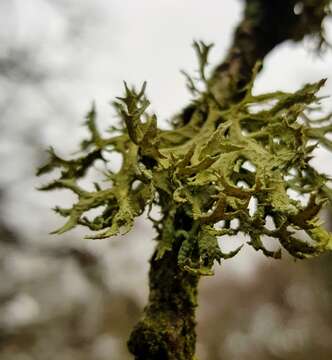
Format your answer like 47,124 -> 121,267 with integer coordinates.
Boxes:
128,1 -> 331,359
128,209 -> 199,359
128,242 -> 198,359
209,0 -> 330,106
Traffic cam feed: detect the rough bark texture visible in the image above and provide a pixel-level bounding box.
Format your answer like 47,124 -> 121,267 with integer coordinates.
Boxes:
128,210 -> 199,360
128,1 -> 331,359
128,244 -> 199,360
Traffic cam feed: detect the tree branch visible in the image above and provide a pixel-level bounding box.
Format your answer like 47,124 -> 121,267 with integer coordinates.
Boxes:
128,1 -> 331,358
175,0 -> 331,119
210,0 -> 331,105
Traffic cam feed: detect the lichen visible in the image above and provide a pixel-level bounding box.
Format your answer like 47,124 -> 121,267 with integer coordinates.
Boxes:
38,42 -> 332,277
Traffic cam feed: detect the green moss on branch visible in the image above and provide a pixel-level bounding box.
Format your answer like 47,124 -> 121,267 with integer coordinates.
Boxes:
128,210 -> 199,359
37,1 -> 332,359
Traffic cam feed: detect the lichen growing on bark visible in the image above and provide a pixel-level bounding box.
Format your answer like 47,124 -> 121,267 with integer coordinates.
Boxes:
37,2 -> 332,358
38,44 -> 332,273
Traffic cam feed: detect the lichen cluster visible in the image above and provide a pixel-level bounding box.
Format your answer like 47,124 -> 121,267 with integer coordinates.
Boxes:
38,42 -> 332,276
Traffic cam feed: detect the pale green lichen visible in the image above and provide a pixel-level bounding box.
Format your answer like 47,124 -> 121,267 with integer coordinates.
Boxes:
38,42 -> 332,275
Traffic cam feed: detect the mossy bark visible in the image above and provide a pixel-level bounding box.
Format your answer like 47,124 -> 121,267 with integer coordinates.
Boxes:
128,245 -> 199,359
128,208 -> 199,359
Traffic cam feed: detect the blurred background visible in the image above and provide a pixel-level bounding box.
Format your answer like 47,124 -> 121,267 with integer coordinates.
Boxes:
1,1 -> 332,359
